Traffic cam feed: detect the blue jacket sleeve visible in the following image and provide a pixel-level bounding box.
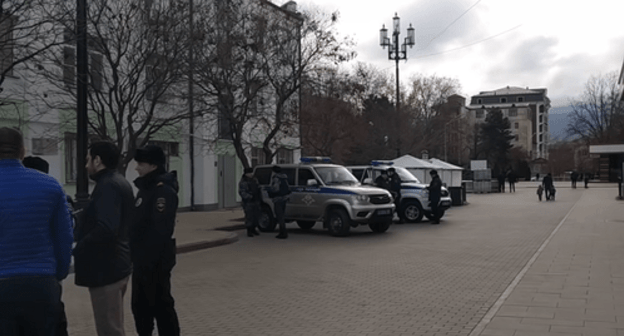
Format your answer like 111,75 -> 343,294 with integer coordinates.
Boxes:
52,191 -> 74,280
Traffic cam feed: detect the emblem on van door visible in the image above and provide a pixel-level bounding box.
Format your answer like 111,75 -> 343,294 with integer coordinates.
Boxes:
302,194 -> 315,206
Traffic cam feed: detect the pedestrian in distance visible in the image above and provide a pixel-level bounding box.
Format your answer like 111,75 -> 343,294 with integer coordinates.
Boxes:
374,170 -> 391,190
570,171 -> 578,189
239,167 -> 262,237
507,170 -> 516,193
387,167 -> 402,210
584,173 -> 590,188
268,165 -> 291,239
131,145 -> 181,336
537,184 -> 544,201
22,156 -> 71,336
542,173 -> 554,201
73,141 -> 134,336
497,172 -> 505,193
427,169 -> 443,224
0,127 -> 73,336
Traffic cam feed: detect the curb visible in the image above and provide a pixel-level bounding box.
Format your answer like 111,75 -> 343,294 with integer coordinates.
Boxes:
176,231 -> 239,254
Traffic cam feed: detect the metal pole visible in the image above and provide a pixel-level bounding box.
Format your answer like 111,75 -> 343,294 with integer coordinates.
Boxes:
75,0 -> 89,208
394,33 -> 400,157
188,0 -> 195,211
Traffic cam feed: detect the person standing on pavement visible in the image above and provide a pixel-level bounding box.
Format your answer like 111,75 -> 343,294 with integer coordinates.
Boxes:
375,170 -> 390,190
571,171 -> 578,189
584,173 -> 590,188
73,141 -> 134,336
239,167 -> 261,237
22,156 -> 71,336
131,145 -> 181,336
427,169 -> 443,224
0,127 -> 73,336
507,169 -> 516,193
542,173 -> 554,201
269,165 -> 290,239
497,172 -> 505,193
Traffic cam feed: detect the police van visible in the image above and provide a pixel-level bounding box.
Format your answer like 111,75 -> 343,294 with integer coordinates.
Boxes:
253,157 -> 395,237
346,162 -> 452,223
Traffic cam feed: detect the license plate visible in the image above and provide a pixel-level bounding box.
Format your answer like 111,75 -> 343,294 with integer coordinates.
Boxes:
377,209 -> 391,215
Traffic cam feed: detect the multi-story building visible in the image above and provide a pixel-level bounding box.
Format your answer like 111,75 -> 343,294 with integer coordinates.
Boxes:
0,0 -> 301,210
468,86 -> 551,162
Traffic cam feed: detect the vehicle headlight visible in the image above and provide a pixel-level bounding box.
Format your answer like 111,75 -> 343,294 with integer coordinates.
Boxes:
352,194 -> 369,203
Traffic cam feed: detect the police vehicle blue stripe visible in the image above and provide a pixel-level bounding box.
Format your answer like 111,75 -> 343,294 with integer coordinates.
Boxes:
291,187 -> 357,195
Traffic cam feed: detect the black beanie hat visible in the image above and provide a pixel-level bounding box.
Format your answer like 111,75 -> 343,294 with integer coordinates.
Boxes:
134,145 -> 166,166
23,156 -> 50,174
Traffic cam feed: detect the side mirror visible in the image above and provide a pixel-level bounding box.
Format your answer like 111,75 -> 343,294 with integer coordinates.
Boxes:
307,179 -> 318,186
363,178 -> 373,184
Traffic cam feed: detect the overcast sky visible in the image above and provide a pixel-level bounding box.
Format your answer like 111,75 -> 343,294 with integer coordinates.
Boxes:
273,0 -> 624,107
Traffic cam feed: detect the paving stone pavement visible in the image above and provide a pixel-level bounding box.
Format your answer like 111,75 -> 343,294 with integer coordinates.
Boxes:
61,182 -> 624,336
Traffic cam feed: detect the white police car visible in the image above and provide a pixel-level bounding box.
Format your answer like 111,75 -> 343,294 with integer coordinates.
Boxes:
253,157 -> 395,237
347,162 -> 452,223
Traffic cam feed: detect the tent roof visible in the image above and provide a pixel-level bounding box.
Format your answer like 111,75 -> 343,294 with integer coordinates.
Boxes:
392,154 -> 437,169
428,158 -> 464,170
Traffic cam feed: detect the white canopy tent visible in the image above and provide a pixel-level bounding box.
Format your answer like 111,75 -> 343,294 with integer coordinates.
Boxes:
428,158 -> 464,187
391,155 -> 437,184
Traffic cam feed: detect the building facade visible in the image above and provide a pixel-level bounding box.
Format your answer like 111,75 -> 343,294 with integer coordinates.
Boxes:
468,86 -> 551,162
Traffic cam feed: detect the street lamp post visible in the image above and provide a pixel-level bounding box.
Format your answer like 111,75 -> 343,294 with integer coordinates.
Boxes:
380,13 -> 414,157
75,0 -> 89,208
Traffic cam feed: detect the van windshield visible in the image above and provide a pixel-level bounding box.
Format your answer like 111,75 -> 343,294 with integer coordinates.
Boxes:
315,167 -> 359,185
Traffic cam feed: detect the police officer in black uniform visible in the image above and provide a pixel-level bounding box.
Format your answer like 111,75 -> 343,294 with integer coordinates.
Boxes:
427,169 -> 442,224
239,167 -> 261,237
131,145 -> 180,336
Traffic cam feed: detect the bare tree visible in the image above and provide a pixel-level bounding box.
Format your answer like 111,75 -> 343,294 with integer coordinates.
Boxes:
0,0 -> 70,91
32,0 -> 191,174
566,71 -> 624,144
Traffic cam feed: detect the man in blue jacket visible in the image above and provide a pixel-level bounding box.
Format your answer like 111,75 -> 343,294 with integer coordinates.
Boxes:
0,127 -> 73,336
74,141 -> 134,336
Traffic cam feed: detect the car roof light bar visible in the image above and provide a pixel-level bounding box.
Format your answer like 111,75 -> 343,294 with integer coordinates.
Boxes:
300,156 -> 332,163
371,160 -> 394,166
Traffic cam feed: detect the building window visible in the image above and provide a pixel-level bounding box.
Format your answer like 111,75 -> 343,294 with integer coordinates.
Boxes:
517,97 -> 524,102
477,98 -> 482,104
539,125 -> 543,133
276,148 -> 293,164
514,122 -> 519,129
90,54 -> 103,91
0,14 -> 15,76
64,133 -> 77,183
476,109 -> 484,118
63,47 -> 75,87
539,105 -> 545,113
32,138 -> 58,155
251,147 -> 266,167
509,108 -> 517,117
500,98 -> 507,103
539,115 -> 543,123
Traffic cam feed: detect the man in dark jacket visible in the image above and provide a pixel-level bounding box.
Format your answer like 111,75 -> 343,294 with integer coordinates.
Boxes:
74,141 -> 134,336
269,165 -> 290,239
427,169 -> 443,224
131,145 -> 180,336
542,173 -> 554,201
0,128 -> 73,336
239,167 -> 261,237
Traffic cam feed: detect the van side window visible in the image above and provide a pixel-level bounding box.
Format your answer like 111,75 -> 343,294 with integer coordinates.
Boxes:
351,169 -> 364,181
298,168 -> 317,186
282,168 -> 296,185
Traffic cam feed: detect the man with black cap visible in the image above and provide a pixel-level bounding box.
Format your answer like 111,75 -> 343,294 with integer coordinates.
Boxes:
239,167 -> 261,237
427,169 -> 442,224
269,165 -> 290,239
131,144 -> 180,336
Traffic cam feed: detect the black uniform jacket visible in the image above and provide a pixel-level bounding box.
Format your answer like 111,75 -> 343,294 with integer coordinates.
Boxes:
74,169 -> 134,287
131,169 -> 179,272
428,175 -> 442,202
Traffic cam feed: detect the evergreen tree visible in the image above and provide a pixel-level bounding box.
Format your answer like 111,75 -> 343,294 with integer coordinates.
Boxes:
478,109 -> 515,172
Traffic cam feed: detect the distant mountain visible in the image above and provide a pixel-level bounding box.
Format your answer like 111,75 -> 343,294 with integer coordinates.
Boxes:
548,106 -> 577,141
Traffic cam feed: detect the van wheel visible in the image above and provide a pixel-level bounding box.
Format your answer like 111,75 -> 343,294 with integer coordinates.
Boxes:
258,205 -> 276,232
369,221 -> 391,233
400,201 -> 424,223
297,221 -> 316,230
326,209 -> 351,237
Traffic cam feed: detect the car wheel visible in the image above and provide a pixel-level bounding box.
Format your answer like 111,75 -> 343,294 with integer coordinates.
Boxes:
401,201 -> 424,223
369,221 -> 391,233
297,220 -> 316,230
258,205 -> 277,232
326,208 -> 351,237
